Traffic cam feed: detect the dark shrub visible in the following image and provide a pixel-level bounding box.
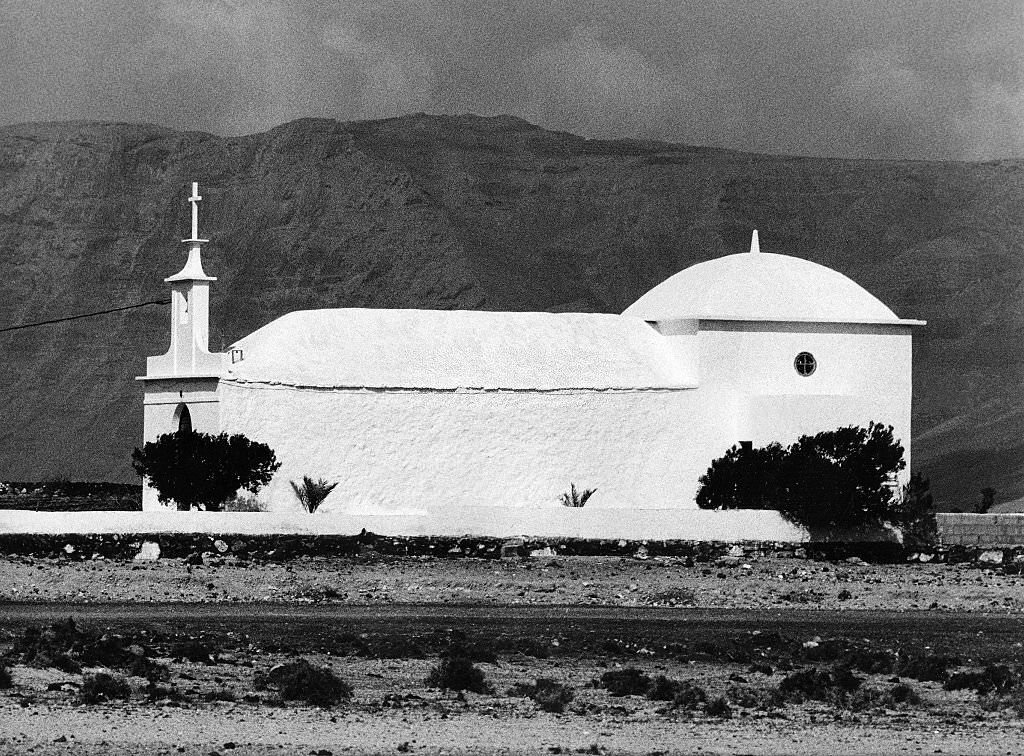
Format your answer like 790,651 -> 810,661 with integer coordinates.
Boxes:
841,647 -> 896,675
521,678 -> 574,713
705,696 -> 732,718
171,640 -> 216,664
696,442 -> 787,510
779,667 -> 862,703
727,684 -> 784,710
0,665 -> 10,688
697,422 -> 908,534
749,663 -> 774,676
600,667 -> 652,697
79,672 -> 131,704
945,665 -> 1017,695
645,675 -> 681,701
897,653 -> 955,683
886,682 -> 922,706
425,656 -> 491,694
132,430 -> 280,511
671,680 -> 708,711
896,472 -> 937,546
257,659 -> 352,706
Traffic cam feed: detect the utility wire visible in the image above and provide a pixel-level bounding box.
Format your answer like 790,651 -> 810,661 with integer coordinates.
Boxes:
0,299 -> 171,334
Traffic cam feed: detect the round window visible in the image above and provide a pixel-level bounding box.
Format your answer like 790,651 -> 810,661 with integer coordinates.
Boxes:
794,352 -> 817,377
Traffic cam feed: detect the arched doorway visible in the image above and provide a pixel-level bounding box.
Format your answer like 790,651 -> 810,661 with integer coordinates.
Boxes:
173,403 -> 192,434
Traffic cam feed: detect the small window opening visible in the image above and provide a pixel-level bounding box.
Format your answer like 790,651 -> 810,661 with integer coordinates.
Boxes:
794,352 -> 817,377
175,404 -> 192,433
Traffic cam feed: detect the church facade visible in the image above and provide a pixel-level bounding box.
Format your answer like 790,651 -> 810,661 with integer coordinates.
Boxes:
139,186 -> 923,517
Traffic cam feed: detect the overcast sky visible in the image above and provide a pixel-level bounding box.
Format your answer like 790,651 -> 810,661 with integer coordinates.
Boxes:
0,0 -> 1021,160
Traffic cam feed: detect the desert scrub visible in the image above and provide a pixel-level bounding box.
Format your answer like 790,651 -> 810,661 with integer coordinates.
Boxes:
599,667 -> 652,697
726,684 -> 784,711
778,666 -> 862,704
255,659 -> 352,707
0,665 -> 10,689
425,655 -> 491,694
945,665 -> 1018,696
705,695 -> 732,718
896,652 -> 956,683
849,682 -> 923,712
79,672 -> 131,704
509,678 -> 574,713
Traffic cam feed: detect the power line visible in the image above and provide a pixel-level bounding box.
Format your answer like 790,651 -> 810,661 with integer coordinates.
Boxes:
0,299 -> 171,334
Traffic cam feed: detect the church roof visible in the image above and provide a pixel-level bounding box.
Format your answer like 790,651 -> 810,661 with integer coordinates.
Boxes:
226,309 -> 695,391
624,236 -> 907,324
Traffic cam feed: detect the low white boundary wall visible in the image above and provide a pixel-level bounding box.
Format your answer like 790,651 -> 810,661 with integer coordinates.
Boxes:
0,507 -> 807,542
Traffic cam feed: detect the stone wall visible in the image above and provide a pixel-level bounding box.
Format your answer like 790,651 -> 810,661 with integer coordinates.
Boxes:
936,513 -> 1024,547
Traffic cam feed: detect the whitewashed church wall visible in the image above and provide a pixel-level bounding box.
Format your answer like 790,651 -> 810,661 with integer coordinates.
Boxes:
693,325 -> 914,477
217,383 -> 744,515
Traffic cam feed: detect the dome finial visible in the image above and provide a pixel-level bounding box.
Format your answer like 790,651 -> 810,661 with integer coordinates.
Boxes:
749,229 -> 760,254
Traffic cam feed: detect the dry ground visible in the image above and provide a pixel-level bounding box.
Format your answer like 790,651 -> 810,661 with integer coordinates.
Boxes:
3,552 -> 1024,754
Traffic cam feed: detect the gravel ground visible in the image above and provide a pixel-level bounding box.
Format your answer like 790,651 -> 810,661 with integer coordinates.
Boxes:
0,552 -> 1021,613
3,552 -> 1024,754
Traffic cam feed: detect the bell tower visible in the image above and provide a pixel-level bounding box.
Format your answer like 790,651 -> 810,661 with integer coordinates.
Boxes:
145,182 -> 224,377
138,182 -> 228,508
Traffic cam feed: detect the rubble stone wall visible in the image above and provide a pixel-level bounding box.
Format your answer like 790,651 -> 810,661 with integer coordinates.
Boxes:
936,513 -> 1024,546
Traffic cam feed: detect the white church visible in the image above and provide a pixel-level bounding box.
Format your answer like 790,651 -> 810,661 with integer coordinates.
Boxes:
138,184 -> 922,539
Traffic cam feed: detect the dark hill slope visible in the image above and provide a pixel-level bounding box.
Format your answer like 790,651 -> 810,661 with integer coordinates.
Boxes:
0,115 -> 1020,508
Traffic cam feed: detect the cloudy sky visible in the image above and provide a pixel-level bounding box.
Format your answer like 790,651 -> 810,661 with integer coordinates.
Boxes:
0,0 -> 1021,160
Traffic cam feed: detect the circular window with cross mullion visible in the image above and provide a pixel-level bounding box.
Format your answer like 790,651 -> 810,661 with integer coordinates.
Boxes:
794,351 -> 817,377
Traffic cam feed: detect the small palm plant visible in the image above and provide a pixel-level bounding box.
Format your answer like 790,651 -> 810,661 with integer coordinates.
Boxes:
560,483 -> 596,508
290,476 -> 339,513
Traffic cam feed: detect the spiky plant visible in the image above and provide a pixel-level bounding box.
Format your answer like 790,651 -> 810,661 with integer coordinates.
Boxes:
559,483 -> 596,508
290,476 -> 339,513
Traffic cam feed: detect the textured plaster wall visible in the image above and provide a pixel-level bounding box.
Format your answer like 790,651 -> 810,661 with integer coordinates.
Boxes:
0,507 -> 806,541
218,383 -> 738,515
694,323 -> 914,476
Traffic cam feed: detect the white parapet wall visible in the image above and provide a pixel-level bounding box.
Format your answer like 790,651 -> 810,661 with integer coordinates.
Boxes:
0,507 -> 807,542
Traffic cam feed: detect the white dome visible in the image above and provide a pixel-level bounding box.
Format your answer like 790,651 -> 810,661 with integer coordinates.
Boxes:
624,246 -> 899,323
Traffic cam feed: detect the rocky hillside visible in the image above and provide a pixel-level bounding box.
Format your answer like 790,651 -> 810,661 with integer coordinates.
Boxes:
0,115 -> 1020,508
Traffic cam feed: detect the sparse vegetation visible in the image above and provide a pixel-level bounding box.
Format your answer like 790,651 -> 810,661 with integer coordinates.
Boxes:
0,665 -> 11,689
559,483 -> 596,508
705,695 -> 732,718
290,476 -> 338,513
510,678 -> 574,712
255,659 -> 352,706
78,672 -> 131,704
131,429 -> 280,511
599,667 -> 651,696
425,655 -> 492,694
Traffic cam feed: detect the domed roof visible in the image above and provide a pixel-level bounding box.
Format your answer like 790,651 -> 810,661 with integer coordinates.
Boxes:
623,231 -> 900,323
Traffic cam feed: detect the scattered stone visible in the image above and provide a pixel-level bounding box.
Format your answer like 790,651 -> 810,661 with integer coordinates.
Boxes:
134,541 -> 161,561
531,547 -> 557,558
978,550 -> 1004,565
63,544 -> 75,555
917,553 -> 934,563
213,540 -> 229,554
845,556 -> 866,565
727,545 -> 744,558
633,545 -> 649,560
715,556 -> 741,568
53,736 -> 67,743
